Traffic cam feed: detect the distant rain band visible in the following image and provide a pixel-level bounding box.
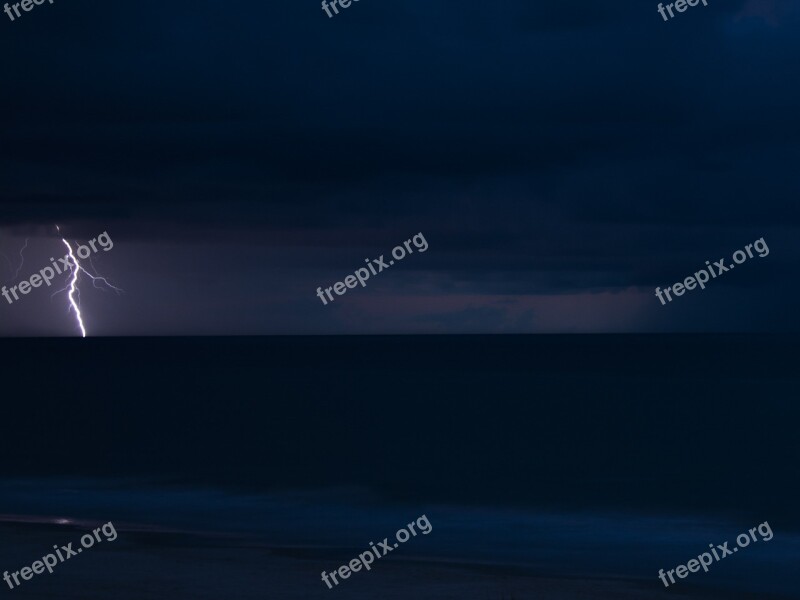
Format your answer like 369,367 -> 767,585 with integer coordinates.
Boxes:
655,237 -> 768,306
316,232 -> 428,306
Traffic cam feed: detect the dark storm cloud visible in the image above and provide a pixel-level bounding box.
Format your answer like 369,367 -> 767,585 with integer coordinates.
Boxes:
1,0 -> 797,202
0,0 -> 798,333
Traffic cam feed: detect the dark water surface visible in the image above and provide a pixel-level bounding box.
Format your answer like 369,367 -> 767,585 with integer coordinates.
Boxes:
0,335 -> 797,598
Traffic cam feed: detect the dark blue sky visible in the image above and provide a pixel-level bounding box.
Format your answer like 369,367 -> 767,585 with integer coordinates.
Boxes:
0,0 -> 798,335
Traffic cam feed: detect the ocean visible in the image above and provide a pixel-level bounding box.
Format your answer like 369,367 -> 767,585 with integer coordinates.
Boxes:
0,335 -> 797,598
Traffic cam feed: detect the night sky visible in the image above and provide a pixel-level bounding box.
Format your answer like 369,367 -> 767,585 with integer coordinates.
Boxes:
1,0 -> 798,336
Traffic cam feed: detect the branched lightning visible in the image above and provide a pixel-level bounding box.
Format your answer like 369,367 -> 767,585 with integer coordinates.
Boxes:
84,255 -> 124,294
52,224 -> 123,337
61,235 -> 87,338
1,237 -> 28,283
13,238 -> 29,281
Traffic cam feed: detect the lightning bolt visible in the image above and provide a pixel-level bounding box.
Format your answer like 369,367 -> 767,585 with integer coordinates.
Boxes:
1,237 -> 29,283
83,255 -> 125,294
13,238 -> 29,281
53,225 -> 123,337
61,235 -> 87,338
